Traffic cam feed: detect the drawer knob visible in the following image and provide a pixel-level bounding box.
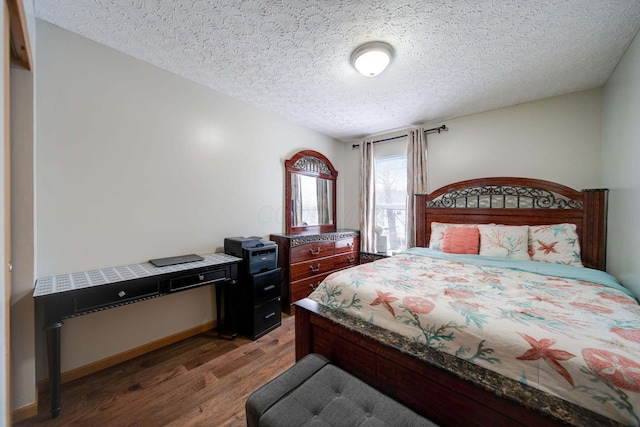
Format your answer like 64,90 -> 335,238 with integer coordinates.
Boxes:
309,263 -> 321,273
348,256 -> 355,263
199,274 -> 205,281
118,290 -> 126,298
309,247 -> 321,255
309,281 -> 321,291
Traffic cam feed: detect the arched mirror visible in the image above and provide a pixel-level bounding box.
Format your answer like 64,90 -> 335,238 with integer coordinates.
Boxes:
285,150 -> 337,235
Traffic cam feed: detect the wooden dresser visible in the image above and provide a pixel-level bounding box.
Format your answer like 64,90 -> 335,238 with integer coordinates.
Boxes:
270,230 -> 359,314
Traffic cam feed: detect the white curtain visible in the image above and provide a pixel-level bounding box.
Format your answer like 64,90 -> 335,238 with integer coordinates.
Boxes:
292,175 -> 303,226
316,178 -> 330,225
406,128 -> 428,248
359,140 -> 376,252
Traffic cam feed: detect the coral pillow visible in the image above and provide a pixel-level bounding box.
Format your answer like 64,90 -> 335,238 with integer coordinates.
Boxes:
478,224 -> 530,260
429,222 -> 480,251
442,227 -> 480,255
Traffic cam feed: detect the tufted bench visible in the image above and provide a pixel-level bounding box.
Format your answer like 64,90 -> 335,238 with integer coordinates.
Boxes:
246,353 -> 438,427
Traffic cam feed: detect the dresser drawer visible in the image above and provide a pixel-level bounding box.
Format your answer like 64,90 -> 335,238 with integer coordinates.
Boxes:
290,257 -> 335,281
335,237 -> 359,254
290,241 -> 335,263
334,252 -> 359,270
290,272 -> 333,302
74,280 -> 160,313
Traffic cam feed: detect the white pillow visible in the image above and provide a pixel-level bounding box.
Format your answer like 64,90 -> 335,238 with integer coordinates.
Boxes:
478,224 -> 530,260
528,223 -> 583,267
429,222 -> 479,251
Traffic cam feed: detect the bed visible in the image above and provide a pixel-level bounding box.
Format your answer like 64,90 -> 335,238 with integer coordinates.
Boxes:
294,177 -> 639,426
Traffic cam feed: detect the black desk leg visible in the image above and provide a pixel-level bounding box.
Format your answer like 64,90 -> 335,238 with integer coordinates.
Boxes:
215,280 -> 237,339
227,280 -> 237,338
44,321 -> 64,418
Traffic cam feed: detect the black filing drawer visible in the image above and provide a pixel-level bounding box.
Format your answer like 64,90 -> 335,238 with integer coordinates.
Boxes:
251,268 -> 281,307
74,280 -> 160,313
253,298 -> 282,339
169,267 -> 229,291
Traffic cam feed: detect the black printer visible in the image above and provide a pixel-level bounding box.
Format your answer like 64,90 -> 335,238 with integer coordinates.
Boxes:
224,236 -> 278,274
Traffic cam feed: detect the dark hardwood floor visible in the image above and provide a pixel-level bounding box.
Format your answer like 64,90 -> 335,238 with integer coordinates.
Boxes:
16,315 -> 295,427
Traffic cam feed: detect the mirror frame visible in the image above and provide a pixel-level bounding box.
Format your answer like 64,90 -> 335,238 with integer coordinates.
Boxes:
285,150 -> 338,235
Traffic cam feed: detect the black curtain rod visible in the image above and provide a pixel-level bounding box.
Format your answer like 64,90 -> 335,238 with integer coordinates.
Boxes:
351,124 -> 447,148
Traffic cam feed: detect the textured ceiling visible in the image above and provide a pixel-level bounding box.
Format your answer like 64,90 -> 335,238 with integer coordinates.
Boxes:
34,1 -> 640,141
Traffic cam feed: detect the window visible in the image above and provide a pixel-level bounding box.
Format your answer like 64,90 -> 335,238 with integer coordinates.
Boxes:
375,155 -> 407,252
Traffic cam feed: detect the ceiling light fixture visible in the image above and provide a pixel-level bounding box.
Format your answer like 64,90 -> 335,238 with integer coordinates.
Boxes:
351,41 -> 394,77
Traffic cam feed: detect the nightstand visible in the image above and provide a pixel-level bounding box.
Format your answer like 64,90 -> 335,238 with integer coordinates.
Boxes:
359,251 -> 392,264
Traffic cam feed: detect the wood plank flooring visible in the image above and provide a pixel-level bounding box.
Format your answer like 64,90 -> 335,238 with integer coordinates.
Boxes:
16,315 -> 295,427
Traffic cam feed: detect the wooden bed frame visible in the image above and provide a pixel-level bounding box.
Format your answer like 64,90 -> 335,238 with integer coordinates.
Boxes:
415,177 -> 607,270
295,177 -> 615,426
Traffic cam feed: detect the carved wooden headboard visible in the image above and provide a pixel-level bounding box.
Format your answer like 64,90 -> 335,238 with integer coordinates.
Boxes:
415,177 -> 608,270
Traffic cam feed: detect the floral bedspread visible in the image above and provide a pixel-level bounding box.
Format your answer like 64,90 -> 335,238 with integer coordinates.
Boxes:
308,248 -> 640,425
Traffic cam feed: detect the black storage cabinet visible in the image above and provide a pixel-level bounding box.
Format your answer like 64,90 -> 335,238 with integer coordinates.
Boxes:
225,238 -> 282,339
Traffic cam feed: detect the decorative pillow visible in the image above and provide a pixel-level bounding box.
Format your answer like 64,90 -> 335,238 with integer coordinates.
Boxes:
528,223 -> 583,267
478,224 -> 530,260
442,227 -> 480,255
429,222 -> 479,251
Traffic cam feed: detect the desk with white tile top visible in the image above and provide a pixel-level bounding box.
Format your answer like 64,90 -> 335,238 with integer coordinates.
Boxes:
34,253 -> 242,419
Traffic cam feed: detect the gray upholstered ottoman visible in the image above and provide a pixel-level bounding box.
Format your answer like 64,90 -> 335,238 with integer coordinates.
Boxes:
246,353 -> 438,427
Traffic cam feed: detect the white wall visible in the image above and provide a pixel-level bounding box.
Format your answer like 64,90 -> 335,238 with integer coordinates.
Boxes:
9,0 -> 37,415
10,65 -> 35,411
342,89 -> 604,232
35,20 -> 342,376
340,144 -> 361,231
424,89 -> 603,192
1,3 -> 9,422
602,30 -> 640,298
